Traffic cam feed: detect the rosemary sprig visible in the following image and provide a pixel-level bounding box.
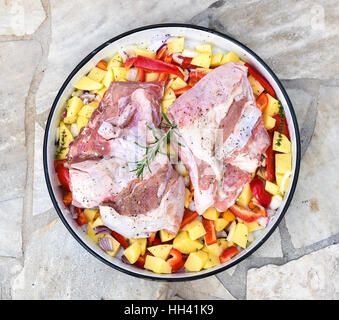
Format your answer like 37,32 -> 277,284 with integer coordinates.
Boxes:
130,112 -> 183,179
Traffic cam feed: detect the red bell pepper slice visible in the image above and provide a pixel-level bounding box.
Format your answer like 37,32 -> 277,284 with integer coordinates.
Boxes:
266,131 -> 275,182
57,166 -> 70,191
189,70 -> 207,81
173,85 -> 191,96
124,57 -> 136,69
148,231 -> 157,242
134,55 -> 184,78
137,68 -> 145,82
75,207 -> 87,226
167,248 -> 183,272
244,63 -> 276,98
219,246 -> 239,263
54,159 -> 66,172
250,177 -> 272,207
62,191 -> 72,207
272,113 -> 290,140
172,55 -> 195,69
164,53 -> 173,64
156,46 -> 167,60
256,93 -> 269,113
202,218 -> 217,245
157,72 -> 168,83
180,209 -> 199,228
111,231 -> 129,249
229,204 -> 267,223
134,252 -> 152,269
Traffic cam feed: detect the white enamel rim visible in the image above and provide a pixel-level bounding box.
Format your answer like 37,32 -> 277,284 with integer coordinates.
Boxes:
43,24 -> 301,282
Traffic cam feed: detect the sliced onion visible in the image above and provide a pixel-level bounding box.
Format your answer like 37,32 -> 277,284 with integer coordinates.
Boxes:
181,48 -> 198,58
69,141 -> 74,147
257,217 -> 268,227
148,35 -> 176,53
172,53 -> 184,65
188,201 -> 196,212
216,230 -> 227,238
183,69 -> 190,82
62,110 -> 67,118
165,78 -> 174,91
70,123 -> 79,137
126,67 -> 138,81
119,50 -> 128,63
269,195 -> 283,210
124,46 -> 136,58
93,225 -> 111,235
69,205 -> 77,219
121,255 -> 131,265
79,92 -> 96,103
98,236 -> 113,252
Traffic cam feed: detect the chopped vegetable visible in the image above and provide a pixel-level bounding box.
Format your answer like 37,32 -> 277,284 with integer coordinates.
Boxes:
229,204 -> 267,223
219,246 -> 239,263
202,218 -> 217,245
96,60 -> 108,70
250,177 -> 272,207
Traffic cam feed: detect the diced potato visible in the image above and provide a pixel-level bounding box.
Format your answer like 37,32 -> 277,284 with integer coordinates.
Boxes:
184,250 -> 208,272
112,67 -> 127,81
57,121 -> 74,159
184,187 -> 191,209
265,181 -> 280,195
135,48 -> 156,59
103,235 -> 121,257
123,242 -> 141,264
87,221 -> 101,244
226,220 -> 237,242
78,101 -> 99,119
203,207 -> 219,220
163,88 -> 176,100
186,220 -> 206,240
196,67 -> 212,74
243,221 -> 265,233
147,244 -> 173,260
220,51 -> 240,65
167,37 -> 185,53
130,238 -> 147,255
217,238 -> 233,252
276,153 -> 292,175
161,98 -> 175,113
92,216 -> 104,228
191,52 -> 211,69
236,183 -> 252,208
202,243 -> 219,256
63,96 -> 84,124
222,210 -> 236,222
248,74 -> 265,96
203,253 -> 220,269
107,53 -> 123,69
77,115 -> 89,131
273,131 -> 291,153
263,114 -> 276,130
276,173 -> 291,193
173,231 -> 203,254
229,223 -> 248,249
102,69 -> 113,88
74,76 -> 103,91
170,77 -> 188,90
214,218 -> 228,232
87,67 -> 107,83
144,255 -> 172,274
145,72 -> 159,82
84,209 -> 99,223
160,229 -> 176,242
195,44 -> 212,54
210,53 -> 223,67
263,94 -> 280,117
96,87 -> 107,98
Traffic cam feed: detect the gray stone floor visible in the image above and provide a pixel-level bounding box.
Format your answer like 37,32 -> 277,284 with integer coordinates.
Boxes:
0,0 -> 338,300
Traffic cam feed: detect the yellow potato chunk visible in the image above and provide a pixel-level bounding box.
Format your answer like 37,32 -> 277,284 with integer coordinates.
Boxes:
210,53 -> 223,67
263,94 -> 280,117
144,255 -> 172,274
220,51 -> 240,65
202,243 -> 219,257
145,72 -> 159,82
248,74 -> 265,96
74,76 -> 103,91
167,37 -> 185,53
263,114 -> 277,130
160,229 -> 176,242
275,153 -> 292,175
184,187 -> 191,209
222,210 -> 236,222
236,183 -> 252,208
76,115 -> 89,131
87,67 -> 107,83
147,244 -> 173,260
243,221 -> 265,233
195,44 -> 212,54
163,88 -> 176,100
214,218 -> 228,232
130,238 -> 147,255
107,53 -> 123,69
273,131 -> 291,153
135,48 -> 156,59
186,220 -> 206,240
229,223 -> 248,249
276,172 -> 291,193
123,242 -> 141,264
265,181 -> 280,195
96,87 -> 107,98
217,238 -> 234,253
202,207 -> 219,220
87,221 -> 101,244
173,231 -> 203,254
78,101 -> 99,119
102,69 -> 113,88
91,216 -> 104,228
184,251 -> 208,272
191,52 -> 211,68
102,235 -> 121,257
112,67 -> 127,81
170,77 -> 188,90
83,209 -> 99,223
57,122 -> 74,159
203,253 -> 220,270
161,98 -> 175,113
63,96 -> 83,124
